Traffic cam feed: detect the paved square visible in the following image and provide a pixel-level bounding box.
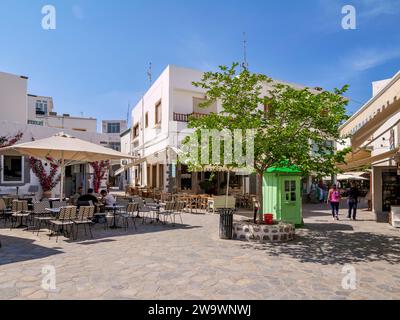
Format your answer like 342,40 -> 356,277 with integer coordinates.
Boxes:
1,204 -> 400,300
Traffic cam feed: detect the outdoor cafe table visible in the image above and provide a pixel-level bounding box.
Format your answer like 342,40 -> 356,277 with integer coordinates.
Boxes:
104,205 -> 125,229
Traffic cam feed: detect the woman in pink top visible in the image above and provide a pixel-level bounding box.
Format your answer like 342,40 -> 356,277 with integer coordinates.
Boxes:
327,184 -> 341,220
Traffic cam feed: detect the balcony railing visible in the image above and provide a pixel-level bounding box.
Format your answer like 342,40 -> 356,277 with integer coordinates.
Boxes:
173,112 -> 207,122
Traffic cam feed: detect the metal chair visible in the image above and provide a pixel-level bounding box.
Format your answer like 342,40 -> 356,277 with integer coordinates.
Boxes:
118,203 -> 138,231
73,206 -> 95,240
52,201 -> 67,209
49,206 -> 76,242
159,202 -> 176,224
0,198 -> 12,225
32,201 -> 53,236
11,200 -> 30,229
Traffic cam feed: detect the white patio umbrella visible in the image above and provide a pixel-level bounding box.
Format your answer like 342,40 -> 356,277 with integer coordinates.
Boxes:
0,132 -> 136,200
336,174 -> 369,181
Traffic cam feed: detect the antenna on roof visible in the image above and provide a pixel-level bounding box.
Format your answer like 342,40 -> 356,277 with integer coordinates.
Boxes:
127,101 -> 130,125
241,32 -> 249,71
147,62 -> 152,86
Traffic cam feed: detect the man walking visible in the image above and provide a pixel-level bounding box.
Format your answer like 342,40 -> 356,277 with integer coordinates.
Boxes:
347,183 -> 360,220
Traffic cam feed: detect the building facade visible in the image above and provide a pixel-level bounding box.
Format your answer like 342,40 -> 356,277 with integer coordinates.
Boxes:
125,65 -> 319,195
340,71 -> 400,217
0,71 -> 112,198
102,120 -> 127,151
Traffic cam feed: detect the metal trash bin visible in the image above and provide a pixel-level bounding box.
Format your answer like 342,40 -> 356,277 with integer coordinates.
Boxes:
218,208 -> 234,239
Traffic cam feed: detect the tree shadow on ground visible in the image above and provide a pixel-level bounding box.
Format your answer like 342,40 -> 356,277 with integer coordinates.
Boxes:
0,235 -> 63,266
240,226 -> 400,265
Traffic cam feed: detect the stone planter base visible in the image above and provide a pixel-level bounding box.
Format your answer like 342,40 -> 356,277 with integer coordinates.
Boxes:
232,221 -> 295,243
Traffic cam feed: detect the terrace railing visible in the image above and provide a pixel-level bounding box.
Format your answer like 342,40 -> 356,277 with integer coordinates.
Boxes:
173,112 -> 208,122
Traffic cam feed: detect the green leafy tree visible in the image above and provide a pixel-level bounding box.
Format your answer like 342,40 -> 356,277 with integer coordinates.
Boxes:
181,63 -> 350,220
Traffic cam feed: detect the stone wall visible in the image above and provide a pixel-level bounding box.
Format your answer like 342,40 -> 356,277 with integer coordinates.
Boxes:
233,221 -> 295,243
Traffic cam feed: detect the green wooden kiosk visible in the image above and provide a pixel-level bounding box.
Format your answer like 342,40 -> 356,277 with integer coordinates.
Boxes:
262,165 -> 303,227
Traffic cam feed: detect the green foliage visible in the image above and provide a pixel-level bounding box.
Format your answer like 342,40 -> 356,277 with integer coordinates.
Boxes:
181,63 -> 351,177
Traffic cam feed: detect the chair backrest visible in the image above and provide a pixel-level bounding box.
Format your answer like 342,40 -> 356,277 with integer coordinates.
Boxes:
116,198 -> 130,207
0,198 -> 6,211
12,200 -> 28,212
33,201 -> 47,214
2,197 -> 12,208
77,206 -> 95,220
176,201 -> 185,211
41,199 -> 50,209
126,202 -> 139,214
134,197 -> 145,208
53,201 -> 67,209
58,206 -> 77,220
165,202 -> 175,211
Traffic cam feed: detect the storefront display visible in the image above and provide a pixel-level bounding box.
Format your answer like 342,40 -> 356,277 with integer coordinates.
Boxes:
382,171 -> 400,212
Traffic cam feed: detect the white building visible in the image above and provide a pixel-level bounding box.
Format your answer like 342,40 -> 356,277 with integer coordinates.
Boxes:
0,71 -> 111,198
102,120 -> 127,151
27,94 -> 97,132
119,127 -> 132,190
126,65 -> 319,195
340,71 -> 400,219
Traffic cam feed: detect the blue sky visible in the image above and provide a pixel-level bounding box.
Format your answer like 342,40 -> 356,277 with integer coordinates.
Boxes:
0,0 -> 399,128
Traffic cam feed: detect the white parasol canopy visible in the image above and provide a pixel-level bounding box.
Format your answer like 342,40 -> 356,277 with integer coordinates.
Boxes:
0,132 -> 136,199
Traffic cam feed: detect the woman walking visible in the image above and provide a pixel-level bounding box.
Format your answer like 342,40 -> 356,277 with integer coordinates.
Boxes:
327,184 -> 341,221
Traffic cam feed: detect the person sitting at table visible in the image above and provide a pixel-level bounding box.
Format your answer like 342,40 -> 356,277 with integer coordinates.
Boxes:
77,188 -> 99,205
100,190 -> 116,206
70,186 -> 83,205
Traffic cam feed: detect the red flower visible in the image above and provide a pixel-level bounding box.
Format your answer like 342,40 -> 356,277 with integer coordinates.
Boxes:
29,157 -> 61,192
90,161 -> 109,193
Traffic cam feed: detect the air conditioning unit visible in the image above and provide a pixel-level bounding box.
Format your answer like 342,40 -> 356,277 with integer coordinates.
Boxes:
121,160 -> 128,166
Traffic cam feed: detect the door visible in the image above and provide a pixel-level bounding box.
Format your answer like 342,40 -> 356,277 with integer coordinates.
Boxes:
281,179 -> 300,224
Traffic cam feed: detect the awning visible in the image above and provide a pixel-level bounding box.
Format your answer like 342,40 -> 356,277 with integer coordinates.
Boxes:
114,147 -> 182,176
336,174 -> 369,181
351,98 -> 400,150
337,147 -> 400,171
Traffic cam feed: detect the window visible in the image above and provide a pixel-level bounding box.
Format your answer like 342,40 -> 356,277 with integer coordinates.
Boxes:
145,112 -> 149,128
109,142 -> 121,151
133,123 -> 139,138
107,122 -> 121,134
284,180 -> 296,202
1,155 -> 23,183
35,100 -> 48,115
155,100 -> 162,125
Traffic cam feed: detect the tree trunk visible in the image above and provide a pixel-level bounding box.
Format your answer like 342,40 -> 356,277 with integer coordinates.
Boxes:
257,172 -> 263,222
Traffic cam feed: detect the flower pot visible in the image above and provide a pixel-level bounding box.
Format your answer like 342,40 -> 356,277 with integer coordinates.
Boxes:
264,214 -> 274,225
42,190 -> 52,200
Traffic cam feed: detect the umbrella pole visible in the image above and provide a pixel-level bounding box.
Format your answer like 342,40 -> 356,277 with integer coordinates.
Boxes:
225,171 -> 230,208
60,155 -> 65,201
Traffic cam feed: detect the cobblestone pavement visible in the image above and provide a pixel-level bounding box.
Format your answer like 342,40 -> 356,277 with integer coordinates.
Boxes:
1,204 -> 400,300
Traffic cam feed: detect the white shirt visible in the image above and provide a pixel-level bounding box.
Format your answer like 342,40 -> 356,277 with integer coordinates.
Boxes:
103,194 -> 116,206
